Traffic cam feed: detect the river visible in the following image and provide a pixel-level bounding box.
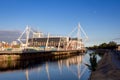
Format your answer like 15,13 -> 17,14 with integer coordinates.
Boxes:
0,50 -> 101,80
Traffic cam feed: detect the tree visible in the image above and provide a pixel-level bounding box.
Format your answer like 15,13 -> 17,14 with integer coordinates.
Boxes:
88,41 -> 117,50
99,43 -> 107,49
108,41 -> 117,49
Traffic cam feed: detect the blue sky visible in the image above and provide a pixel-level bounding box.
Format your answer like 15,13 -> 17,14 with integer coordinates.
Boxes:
0,0 -> 120,46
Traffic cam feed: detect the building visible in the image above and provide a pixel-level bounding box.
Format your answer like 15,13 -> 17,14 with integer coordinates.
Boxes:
28,37 -> 84,50
28,37 -> 68,48
18,23 -> 87,51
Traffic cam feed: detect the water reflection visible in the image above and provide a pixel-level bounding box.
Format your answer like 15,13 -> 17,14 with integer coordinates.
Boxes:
46,62 -> 50,80
25,69 -> 29,80
0,53 -> 92,80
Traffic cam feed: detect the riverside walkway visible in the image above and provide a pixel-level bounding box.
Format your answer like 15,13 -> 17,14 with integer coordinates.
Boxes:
91,50 -> 120,80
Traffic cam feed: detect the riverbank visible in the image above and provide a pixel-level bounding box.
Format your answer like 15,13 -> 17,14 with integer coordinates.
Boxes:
90,50 -> 120,80
0,50 -> 85,61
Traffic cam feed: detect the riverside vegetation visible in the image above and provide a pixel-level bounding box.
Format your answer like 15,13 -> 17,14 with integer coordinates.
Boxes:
88,41 -> 117,50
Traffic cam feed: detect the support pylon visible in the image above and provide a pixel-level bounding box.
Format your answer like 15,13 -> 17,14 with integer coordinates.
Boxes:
66,23 -> 88,50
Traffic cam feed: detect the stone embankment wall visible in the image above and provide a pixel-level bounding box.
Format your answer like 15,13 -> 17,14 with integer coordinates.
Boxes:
0,50 -> 84,61
0,55 -> 20,61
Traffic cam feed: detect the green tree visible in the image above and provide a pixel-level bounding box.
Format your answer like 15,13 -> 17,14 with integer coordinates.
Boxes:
108,41 -> 117,49
99,43 -> 107,49
88,41 -> 117,50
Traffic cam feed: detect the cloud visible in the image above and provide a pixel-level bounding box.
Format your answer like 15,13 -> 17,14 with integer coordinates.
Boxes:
0,30 -> 21,43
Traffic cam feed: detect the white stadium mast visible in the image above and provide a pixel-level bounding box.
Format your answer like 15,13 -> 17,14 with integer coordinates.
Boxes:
66,23 -> 88,50
18,26 -> 30,48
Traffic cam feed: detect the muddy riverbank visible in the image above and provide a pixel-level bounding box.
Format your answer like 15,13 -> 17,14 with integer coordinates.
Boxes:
90,50 -> 120,80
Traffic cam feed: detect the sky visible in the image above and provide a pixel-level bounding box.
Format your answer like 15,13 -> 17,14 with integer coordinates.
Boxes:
0,0 -> 120,46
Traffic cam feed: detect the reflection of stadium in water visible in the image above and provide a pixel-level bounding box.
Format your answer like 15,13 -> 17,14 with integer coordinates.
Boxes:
0,54 -> 89,80
24,55 -> 88,80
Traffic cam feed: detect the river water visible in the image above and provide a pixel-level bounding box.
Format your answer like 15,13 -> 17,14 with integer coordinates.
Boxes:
0,50 -> 101,80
